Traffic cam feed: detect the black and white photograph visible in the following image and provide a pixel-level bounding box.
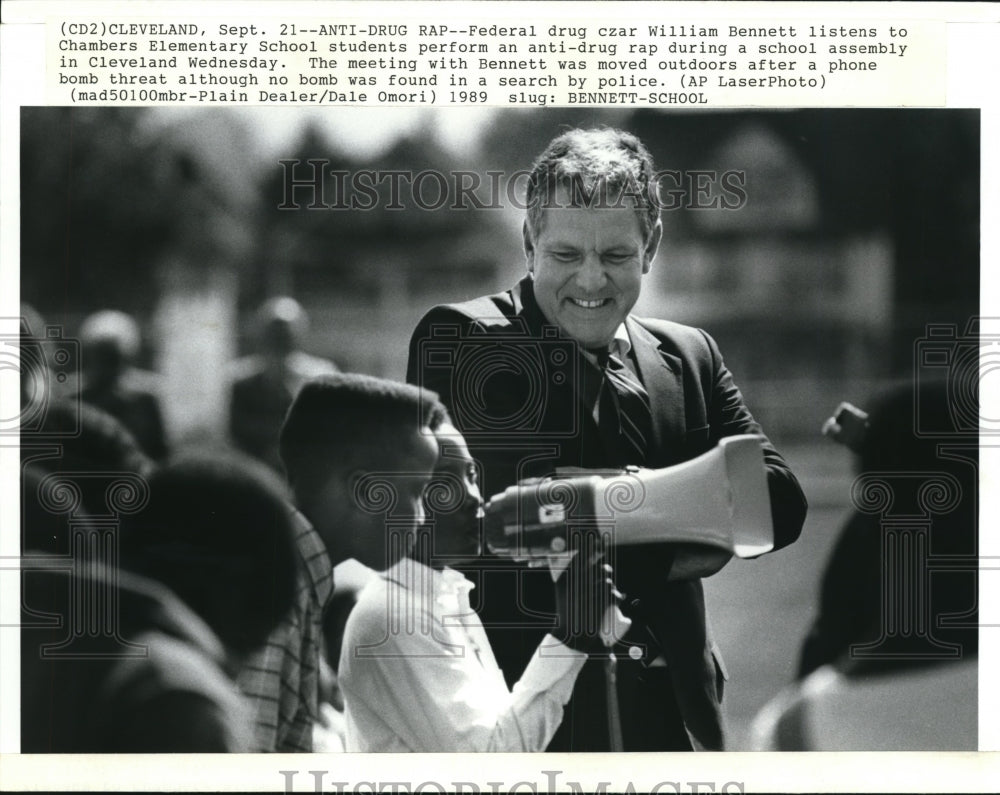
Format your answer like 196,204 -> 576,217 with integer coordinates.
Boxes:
3,4 -> 1000,792
13,105 -> 982,766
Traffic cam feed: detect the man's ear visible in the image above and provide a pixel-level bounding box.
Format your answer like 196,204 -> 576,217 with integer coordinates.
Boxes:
642,219 -> 663,275
522,220 -> 535,274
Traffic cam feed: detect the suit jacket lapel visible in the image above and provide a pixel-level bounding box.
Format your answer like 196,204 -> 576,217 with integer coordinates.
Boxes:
627,317 -> 685,466
511,275 -> 543,334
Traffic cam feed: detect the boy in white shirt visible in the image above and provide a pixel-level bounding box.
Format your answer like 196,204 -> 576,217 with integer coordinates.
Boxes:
240,373 -> 441,750
338,410 -> 619,752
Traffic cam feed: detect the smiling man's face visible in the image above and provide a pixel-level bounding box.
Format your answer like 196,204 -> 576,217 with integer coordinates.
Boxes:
525,189 -> 661,350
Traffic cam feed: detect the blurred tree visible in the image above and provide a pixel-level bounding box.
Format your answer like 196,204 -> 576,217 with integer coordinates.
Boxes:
20,108 -> 178,317
251,119 -> 521,377
476,108 -> 633,174
629,109 -> 979,375
251,122 -> 356,309
21,107 -> 265,445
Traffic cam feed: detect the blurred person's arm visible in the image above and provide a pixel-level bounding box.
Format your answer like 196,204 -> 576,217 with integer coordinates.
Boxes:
798,513 -> 881,678
109,692 -> 251,752
99,633 -> 254,752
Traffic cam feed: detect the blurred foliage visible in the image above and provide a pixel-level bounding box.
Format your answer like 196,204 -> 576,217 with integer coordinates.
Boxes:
21,108 -> 178,315
21,108 -> 263,320
248,118 -> 516,312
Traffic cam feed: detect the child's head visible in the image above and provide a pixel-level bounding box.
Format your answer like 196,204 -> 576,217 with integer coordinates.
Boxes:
416,409 -> 483,564
279,373 -> 441,568
120,452 -> 299,660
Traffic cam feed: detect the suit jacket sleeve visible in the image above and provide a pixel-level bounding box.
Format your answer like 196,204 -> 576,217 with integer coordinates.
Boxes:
698,328 -> 806,551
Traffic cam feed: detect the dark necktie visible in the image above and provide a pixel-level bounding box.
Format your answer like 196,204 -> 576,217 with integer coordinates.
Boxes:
597,349 -> 653,465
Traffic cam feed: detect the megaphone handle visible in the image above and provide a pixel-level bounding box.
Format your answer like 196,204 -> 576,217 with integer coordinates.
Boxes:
602,604 -> 632,646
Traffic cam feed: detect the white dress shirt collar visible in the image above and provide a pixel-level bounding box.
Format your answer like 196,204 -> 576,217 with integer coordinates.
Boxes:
611,322 -> 632,358
580,322 -> 632,366
382,557 -> 472,594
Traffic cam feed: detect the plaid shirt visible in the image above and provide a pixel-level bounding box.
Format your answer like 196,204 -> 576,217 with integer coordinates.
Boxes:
237,509 -> 334,752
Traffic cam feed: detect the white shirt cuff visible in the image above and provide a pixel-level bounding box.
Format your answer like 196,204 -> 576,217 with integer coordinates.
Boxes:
514,635 -> 588,704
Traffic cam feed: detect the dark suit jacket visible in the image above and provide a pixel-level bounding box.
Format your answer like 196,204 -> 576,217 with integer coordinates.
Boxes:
406,277 -> 807,751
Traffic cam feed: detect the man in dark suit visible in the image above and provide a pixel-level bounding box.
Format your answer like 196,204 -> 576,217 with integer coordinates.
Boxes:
229,297 -> 338,472
406,128 -> 807,751
74,310 -> 168,461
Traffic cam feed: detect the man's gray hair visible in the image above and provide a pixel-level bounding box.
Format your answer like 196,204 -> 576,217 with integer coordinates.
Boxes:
525,128 -> 660,243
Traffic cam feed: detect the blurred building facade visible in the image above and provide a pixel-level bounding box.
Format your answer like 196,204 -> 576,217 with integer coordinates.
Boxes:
626,109 -> 978,440
634,119 -> 894,438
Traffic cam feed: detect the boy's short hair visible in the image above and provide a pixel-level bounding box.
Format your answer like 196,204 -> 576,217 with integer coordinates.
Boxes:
279,373 -> 443,505
427,400 -> 452,433
120,452 -> 298,658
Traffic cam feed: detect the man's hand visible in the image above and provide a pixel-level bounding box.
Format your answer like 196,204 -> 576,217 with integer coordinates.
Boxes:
666,543 -> 734,580
822,401 -> 869,453
552,551 -> 627,654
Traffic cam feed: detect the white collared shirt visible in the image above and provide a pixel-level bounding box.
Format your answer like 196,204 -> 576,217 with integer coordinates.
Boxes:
611,322 -> 633,359
338,557 -> 587,752
578,322 -> 633,365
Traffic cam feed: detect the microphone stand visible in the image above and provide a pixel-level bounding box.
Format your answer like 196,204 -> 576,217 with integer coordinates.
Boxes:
604,653 -> 625,751
544,544 -> 632,753
600,601 -> 631,752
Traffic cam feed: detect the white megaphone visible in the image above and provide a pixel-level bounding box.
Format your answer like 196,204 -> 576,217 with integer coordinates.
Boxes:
484,434 -> 774,561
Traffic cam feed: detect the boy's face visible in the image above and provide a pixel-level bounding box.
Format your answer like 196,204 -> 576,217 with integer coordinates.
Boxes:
313,426 -> 438,570
425,423 -> 483,559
